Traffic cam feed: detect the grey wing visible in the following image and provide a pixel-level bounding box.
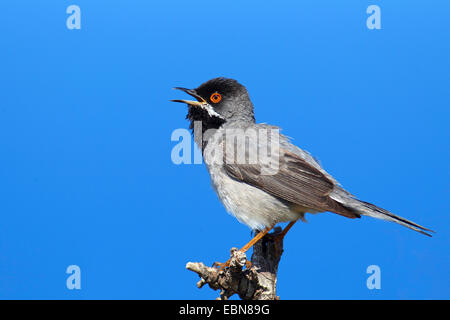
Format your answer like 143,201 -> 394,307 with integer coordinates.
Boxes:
221,123 -> 433,235
222,126 -> 360,219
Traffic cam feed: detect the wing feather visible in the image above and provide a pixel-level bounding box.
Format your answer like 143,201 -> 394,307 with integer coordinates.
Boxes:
224,148 -> 359,218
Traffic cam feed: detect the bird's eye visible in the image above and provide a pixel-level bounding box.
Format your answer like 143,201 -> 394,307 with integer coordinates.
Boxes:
210,92 -> 222,103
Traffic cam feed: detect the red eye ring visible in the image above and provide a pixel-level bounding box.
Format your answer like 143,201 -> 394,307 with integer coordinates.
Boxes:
210,92 -> 222,103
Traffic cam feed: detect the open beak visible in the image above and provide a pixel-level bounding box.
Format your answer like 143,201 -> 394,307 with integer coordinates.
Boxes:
171,87 -> 224,119
171,87 -> 207,107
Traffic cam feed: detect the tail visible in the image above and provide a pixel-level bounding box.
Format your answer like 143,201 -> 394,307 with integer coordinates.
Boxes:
346,199 -> 434,237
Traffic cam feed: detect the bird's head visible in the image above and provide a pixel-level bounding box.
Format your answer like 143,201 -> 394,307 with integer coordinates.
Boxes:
172,77 -> 255,132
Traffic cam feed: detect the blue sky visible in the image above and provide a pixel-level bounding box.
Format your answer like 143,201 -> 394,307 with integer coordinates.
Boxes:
0,1 -> 449,299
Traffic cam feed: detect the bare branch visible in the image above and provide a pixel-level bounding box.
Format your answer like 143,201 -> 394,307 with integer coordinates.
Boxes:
186,227 -> 284,300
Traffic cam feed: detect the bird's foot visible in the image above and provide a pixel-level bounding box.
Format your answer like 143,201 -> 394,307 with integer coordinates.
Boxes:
213,258 -> 252,271
212,260 -> 229,270
213,248 -> 253,271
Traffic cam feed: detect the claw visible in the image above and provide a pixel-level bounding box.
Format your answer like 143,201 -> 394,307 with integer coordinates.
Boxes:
213,261 -> 226,269
213,260 -> 231,270
210,222 -> 297,273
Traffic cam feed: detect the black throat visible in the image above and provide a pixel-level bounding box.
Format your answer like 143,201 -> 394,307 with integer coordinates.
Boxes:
186,106 -> 226,151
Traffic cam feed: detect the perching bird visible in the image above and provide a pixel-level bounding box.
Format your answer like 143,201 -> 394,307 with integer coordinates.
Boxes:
172,77 -> 433,261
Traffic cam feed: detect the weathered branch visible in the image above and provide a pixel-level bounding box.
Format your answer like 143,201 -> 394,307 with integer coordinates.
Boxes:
186,227 -> 284,300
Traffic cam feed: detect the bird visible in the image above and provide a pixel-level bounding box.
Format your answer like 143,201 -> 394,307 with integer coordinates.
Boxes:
172,77 -> 433,265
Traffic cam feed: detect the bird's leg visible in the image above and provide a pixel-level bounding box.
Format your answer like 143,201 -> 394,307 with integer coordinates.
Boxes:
239,225 -> 275,253
213,225 -> 275,270
272,220 -> 297,253
277,220 -> 297,240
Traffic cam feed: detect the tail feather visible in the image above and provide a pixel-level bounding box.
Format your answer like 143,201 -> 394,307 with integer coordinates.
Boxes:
351,200 -> 434,237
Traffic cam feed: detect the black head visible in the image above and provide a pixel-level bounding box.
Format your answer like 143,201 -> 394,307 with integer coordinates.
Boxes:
172,77 -> 255,133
